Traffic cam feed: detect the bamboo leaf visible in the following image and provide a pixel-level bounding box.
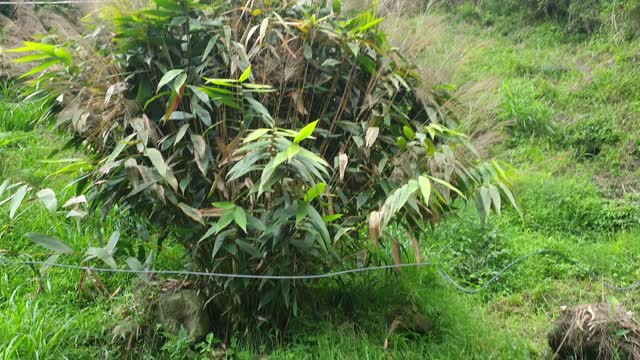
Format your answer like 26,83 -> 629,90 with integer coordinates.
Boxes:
216,210 -> 235,233
0,180 -> 9,199
498,182 -> 521,217
156,69 -> 184,92
489,184 -> 501,215
481,186 -> 492,216
365,127 -> 379,148
246,98 -> 274,126
304,182 -> 326,203
36,188 -> 57,215
287,143 -> 300,161
19,59 -> 60,79
146,148 -> 167,179
427,176 -> 466,199
213,202 -> 236,209
178,202 -> 205,225
239,65 -> 252,83
26,233 -> 73,254
63,195 -> 87,208
233,207 -> 247,233
85,247 -> 117,269
172,72 -> 188,93
294,120 -> 319,144
243,128 -> 270,143
338,153 -> 348,182
418,176 -> 431,205
126,257 -> 149,282
106,231 -> 120,253
9,185 -> 28,219
237,239 -> 260,258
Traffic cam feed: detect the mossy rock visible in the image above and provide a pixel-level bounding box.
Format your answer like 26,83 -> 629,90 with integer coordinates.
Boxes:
154,289 -> 212,342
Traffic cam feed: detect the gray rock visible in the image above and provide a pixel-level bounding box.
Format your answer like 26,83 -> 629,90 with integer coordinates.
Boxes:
154,289 -> 212,341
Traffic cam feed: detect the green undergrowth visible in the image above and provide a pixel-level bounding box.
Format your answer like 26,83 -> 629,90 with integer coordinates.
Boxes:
432,7 -> 640,197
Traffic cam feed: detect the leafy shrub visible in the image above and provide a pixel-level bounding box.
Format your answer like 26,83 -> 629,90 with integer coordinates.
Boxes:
455,3 -> 483,22
557,116 -> 621,159
3,0 -> 516,323
432,208 -> 513,288
515,175 -> 639,234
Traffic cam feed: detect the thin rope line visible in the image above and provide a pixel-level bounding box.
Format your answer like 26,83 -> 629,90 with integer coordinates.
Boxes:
0,257 -> 433,280
2,249 -> 640,293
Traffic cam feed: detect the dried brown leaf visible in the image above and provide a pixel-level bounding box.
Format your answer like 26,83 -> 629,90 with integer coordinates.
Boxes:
392,240 -> 402,273
338,152 -> 348,182
365,127 -> 379,148
368,211 -> 381,247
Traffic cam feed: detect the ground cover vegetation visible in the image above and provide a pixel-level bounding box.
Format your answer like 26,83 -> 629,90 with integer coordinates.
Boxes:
1,0 -> 640,358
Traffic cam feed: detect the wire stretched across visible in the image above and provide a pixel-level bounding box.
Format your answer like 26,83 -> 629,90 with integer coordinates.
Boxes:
2,249 -> 640,293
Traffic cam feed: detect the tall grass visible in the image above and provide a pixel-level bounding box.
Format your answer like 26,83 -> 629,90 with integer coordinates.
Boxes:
0,100 -> 51,132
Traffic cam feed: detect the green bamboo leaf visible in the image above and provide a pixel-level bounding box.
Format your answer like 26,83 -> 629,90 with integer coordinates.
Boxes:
126,257 -> 149,282
26,233 -> 73,254
0,180 -> 10,199
213,202 -> 236,209
356,17 -> 383,33
306,205 -> 329,252
13,53 -> 51,63
480,186 -> 492,217
293,120 -> 319,144
199,226 -> 217,242
9,185 -> 28,219
143,91 -> 171,109
156,69 -> 184,92
174,124 -> 190,146
239,65 -> 252,83
188,86 -> 211,108
322,214 -> 343,223
427,176 -> 466,199
145,148 -> 167,178
246,98 -> 274,126
418,176 -> 431,205
106,231 -> 120,253
172,72 -> 188,93
233,207 -> 247,233
19,60 -> 60,79
403,126 -> 415,141
9,41 -> 56,55
216,210 -> 235,233
489,184 -> 501,215
36,188 -> 57,215
85,247 -> 117,269
498,182 -> 521,217
211,232 -> 225,258
243,128 -> 270,143
237,239 -> 260,258
321,59 -> 340,67
287,143 -> 300,161
178,202 -> 205,225
304,182 -> 326,203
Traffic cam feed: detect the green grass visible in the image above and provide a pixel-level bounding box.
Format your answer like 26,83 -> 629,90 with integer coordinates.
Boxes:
2,5 -> 640,359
